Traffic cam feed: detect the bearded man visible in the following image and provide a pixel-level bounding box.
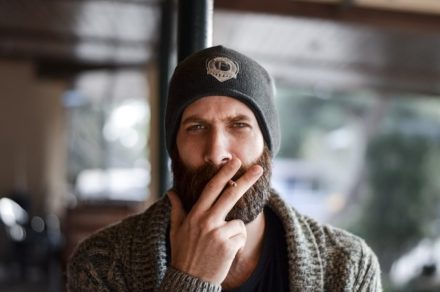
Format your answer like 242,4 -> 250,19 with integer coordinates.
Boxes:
67,46 -> 382,291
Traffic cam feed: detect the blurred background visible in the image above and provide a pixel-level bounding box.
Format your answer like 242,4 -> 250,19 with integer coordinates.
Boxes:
0,0 -> 439,291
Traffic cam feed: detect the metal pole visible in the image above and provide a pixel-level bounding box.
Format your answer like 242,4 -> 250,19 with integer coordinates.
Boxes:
177,0 -> 213,62
158,0 -> 213,195
158,0 -> 175,196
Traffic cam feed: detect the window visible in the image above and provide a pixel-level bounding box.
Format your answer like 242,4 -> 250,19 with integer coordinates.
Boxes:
273,85 -> 440,289
64,69 -> 150,202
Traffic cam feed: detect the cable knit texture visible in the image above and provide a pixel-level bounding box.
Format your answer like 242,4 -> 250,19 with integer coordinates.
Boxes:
67,191 -> 382,291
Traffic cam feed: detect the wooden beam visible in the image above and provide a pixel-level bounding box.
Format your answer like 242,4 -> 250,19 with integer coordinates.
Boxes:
0,28 -> 150,48
215,0 -> 440,34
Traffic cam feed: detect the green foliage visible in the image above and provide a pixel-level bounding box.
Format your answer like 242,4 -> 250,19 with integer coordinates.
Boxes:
276,85 -> 440,290
354,133 -> 439,271
276,87 -> 373,158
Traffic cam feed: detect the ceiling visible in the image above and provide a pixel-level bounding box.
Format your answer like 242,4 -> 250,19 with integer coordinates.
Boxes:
213,11 -> 440,94
0,0 -> 160,64
1,0 -> 440,94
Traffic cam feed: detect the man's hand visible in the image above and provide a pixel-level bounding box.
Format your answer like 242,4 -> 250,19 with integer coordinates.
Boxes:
167,158 -> 263,285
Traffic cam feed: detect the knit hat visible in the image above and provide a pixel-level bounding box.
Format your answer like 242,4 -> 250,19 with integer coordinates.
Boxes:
165,45 -> 280,156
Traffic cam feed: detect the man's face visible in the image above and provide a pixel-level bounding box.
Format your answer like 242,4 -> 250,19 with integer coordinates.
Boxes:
176,96 -> 265,168
173,96 -> 271,223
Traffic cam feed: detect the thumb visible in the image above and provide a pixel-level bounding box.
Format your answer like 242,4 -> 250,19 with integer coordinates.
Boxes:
167,191 -> 186,232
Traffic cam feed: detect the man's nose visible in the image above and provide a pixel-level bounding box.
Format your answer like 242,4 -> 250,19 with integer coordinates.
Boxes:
203,128 -> 232,166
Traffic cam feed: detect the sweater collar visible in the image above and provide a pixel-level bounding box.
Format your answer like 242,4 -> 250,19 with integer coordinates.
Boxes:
136,191 -> 324,290
267,190 -> 324,291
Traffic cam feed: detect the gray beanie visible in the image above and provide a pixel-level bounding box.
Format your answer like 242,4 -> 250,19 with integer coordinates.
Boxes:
165,45 -> 280,156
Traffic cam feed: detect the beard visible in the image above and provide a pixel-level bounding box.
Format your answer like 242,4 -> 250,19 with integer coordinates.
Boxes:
171,146 -> 272,224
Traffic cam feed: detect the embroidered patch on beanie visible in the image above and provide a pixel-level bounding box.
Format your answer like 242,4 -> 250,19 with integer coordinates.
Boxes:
206,56 -> 239,82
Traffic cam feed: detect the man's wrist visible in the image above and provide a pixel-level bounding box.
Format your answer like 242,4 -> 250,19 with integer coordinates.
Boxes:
160,266 -> 222,292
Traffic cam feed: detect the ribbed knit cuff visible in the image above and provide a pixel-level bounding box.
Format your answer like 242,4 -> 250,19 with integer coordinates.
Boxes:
159,267 -> 222,292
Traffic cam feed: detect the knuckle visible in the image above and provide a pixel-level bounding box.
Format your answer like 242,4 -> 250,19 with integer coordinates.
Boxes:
187,214 -> 200,229
199,216 -> 216,231
204,180 -> 217,193
210,228 -> 223,241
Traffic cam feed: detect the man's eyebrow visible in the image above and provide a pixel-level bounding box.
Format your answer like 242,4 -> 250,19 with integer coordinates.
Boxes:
181,114 -> 253,125
180,116 -> 206,125
229,114 -> 252,122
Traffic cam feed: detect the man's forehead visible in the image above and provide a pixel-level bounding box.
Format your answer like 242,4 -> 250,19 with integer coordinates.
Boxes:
180,96 -> 257,121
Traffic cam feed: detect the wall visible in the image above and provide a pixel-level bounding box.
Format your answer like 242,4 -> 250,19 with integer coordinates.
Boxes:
0,59 -> 67,216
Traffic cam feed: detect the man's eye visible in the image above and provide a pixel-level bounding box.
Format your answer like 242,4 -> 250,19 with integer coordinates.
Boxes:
187,124 -> 205,132
232,122 -> 250,128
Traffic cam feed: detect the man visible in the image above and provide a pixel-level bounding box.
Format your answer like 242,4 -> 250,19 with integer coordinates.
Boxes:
68,46 -> 382,291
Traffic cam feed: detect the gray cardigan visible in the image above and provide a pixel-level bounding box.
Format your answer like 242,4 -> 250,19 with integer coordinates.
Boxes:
67,192 -> 382,291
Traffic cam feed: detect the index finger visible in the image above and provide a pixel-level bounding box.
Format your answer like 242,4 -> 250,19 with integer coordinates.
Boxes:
190,158 -> 241,214
210,164 -> 263,220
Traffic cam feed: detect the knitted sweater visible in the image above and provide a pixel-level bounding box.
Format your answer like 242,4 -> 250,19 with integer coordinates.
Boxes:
67,192 -> 382,291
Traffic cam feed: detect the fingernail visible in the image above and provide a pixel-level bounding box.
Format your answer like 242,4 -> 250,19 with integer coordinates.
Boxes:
251,165 -> 263,175
230,157 -> 241,168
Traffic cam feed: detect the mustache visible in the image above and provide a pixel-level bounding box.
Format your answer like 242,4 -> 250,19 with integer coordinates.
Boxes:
173,162 -> 251,213
171,146 -> 273,219
188,162 -> 249,187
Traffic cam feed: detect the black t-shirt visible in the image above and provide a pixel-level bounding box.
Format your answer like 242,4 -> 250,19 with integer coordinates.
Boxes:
223,207 -> 290,292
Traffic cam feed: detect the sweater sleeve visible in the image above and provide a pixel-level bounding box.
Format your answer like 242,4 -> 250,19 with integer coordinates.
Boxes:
67,232 -> 129,292
354,242 -> 383,292
158,267 -> 222,292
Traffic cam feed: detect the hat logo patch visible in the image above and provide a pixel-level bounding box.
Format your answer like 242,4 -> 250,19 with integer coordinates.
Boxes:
206,57 -> 239,82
